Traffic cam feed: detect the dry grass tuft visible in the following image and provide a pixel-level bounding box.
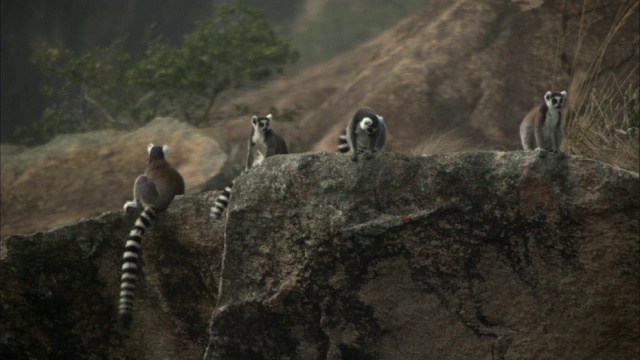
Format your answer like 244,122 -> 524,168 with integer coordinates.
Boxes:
562,0 -> 639,173
565,79 -> 639,173
412,128 -> 486,156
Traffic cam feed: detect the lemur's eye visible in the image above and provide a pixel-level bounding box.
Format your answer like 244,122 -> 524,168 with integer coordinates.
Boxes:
552,99 -> 558,104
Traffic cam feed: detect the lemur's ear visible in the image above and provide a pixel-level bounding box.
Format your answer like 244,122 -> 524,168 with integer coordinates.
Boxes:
162,145 -> 169,160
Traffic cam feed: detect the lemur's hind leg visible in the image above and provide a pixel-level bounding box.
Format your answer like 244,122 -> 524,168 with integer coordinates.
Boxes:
124,175 -> 159,211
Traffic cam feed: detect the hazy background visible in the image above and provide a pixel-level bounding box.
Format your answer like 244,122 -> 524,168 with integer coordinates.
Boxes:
0,0 -> 429,144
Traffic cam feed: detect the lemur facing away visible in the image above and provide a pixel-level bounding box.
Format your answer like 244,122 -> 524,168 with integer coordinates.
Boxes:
520,90 -> 567,155
346,107 -> 387,161
210,114 -> 288,220
119,143 -> 185,329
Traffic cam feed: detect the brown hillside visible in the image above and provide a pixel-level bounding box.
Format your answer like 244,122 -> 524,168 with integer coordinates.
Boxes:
204,0 -> 639,154
0,118 -> 226,238
1,0 -> 637,238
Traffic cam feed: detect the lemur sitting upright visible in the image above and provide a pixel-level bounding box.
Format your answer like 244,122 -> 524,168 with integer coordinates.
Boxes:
210,114 -> 288,220
119,143 -> 185,329
345,107 -> 387,161
520,90 -> 567,155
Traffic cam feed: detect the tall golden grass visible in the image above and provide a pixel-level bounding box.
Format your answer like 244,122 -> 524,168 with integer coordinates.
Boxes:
563,0 -> 639,173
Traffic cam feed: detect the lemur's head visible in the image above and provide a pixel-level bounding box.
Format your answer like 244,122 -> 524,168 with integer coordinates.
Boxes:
251,114 -> 273,133
360,114 -> 383,135
544,90 -> 567,111
147,143 -> 169,162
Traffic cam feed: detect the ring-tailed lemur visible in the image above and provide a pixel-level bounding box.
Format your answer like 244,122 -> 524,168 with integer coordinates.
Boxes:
345,107 -> 387,161
119,143 -> 185,329
210,114 -> 288,219
520,90 -> 567,155
337,128 -> 350,153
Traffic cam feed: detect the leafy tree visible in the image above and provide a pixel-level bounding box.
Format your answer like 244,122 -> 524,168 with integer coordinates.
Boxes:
21,42 -> 137,143
23,1 -> 298,144
129,2 -> 298,124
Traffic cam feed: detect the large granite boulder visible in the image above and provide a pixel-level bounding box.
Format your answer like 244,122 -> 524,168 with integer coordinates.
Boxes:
1,151 -> 638,359
205,151 -> 639,359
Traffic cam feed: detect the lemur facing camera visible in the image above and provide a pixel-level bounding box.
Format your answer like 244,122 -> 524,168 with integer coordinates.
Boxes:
345,107 -> 387,161
118,143 -> 185,329
520,90 -> 567,155
210,114 -> 288,220
246,114 -> 288,168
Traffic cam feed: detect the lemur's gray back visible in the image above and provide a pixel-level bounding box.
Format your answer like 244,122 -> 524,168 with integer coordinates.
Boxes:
118,144 -> 184,330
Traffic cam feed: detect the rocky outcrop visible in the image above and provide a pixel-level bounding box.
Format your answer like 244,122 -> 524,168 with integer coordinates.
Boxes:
1,191 -> 224,360
0,117 -> 226,237
205,152 -> 639,359
2,151 -> 638,359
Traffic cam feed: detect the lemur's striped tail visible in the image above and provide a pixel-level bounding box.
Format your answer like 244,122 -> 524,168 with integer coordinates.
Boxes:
119,206 -> 157,329
337,128 -> 350,153
210,185 -> 233,220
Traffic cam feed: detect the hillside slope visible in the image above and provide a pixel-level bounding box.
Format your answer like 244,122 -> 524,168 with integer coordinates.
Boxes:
204,0 -> 638,154
0,118 -> 225,237
1,0 -> 637,239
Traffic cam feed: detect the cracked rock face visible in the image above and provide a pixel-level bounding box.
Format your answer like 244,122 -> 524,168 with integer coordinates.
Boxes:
1,151 -> 637,359
205,151 -> 639,360
1,192 -> 224,360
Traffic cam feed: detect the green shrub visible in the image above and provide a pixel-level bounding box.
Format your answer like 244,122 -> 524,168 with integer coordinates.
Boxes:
23,1 -> 298,145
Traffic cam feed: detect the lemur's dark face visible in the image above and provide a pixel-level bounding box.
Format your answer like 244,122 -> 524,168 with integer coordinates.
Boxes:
360,116 -> 381,135
251,115 -> 272,133
544,91 -> 567,110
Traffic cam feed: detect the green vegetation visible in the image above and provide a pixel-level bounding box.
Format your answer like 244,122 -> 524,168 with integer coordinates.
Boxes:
20,1 -> 298,145
20,43 -> 135,144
